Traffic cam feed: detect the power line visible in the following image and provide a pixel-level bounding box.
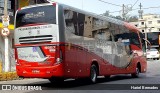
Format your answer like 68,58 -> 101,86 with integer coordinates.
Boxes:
109,6 -> 160,13
134,6 -> 160,11
98,0 -> 122,7
138,3 -> 143,19
132,0 -> 139,8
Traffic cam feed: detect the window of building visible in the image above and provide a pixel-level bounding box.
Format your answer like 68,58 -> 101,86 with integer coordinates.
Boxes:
157,20 -> 160,23
148,21 -> 152,24
141,22 -> 144,25
154,16 -> 158,18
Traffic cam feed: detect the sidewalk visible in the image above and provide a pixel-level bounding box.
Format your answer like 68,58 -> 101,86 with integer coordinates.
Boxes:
0,62 -> 19,81
0,72 -> 19,81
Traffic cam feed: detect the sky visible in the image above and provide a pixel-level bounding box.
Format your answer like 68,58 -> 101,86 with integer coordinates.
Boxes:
49,0 -> 160,17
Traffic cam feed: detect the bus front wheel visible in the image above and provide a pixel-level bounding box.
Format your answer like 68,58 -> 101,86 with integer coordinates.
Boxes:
131,67 -> 140,78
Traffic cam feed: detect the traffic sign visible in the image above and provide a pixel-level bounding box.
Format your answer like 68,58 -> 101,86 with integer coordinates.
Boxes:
2,15 -> 10,27
1,27 -> 10,36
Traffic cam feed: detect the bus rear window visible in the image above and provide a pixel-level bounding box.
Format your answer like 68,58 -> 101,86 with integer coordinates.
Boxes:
16,5 -> 56,28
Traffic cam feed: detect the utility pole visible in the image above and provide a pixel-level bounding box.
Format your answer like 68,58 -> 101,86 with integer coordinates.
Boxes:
2,0 -> 10,72
138,3 -> 147,49
138,3 -> 143,19
122,4 -> 125,21
122,4 -> 132,21
82,0 -> 83,10
144,23 -> 148,50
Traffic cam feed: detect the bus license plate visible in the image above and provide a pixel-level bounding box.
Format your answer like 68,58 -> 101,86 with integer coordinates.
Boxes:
32,70 -> 40,73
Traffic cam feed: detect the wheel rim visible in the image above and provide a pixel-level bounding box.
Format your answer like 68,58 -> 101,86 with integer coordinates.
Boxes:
91,66 -> 97,83
136,68 -> 139,76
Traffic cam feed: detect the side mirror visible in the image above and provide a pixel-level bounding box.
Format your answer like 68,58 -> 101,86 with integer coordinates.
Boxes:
143,38 -> 151,50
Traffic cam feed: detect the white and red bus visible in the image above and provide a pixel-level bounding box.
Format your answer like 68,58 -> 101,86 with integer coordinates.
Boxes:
14,2 -> 148,83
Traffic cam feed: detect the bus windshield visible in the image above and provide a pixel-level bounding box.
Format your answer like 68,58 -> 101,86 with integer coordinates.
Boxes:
16,5 -> 56,28
147,32 -> 159,46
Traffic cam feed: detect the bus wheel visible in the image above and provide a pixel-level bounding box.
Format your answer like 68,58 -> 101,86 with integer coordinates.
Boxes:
90,64 -> 97,83
131,67 -> 140,78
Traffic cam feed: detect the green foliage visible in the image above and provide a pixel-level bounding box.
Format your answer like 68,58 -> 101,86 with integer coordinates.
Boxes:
103,10 -> 138,22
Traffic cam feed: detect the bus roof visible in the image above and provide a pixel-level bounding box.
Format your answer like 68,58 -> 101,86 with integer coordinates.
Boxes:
18,1 -> 140,33
60,2 -> 140,33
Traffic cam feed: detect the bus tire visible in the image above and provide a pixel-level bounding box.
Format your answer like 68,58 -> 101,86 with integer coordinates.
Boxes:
90,64 -> 98,83
131,67 -> 140,78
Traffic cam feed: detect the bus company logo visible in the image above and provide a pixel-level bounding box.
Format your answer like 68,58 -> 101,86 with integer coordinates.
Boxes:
37,30 -> 40,34
2,85 -> 11,90
28,30 -> 32,35
32,47 -> 37,52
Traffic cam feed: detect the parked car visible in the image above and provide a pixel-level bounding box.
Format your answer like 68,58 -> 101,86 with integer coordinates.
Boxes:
146,48 -> 160,60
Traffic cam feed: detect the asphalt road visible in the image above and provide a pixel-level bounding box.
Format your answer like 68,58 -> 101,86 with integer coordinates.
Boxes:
0,60 -> 160,93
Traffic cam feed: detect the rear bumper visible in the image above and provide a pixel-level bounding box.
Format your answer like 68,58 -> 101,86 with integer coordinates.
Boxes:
16,64 -> 64,78
147,55 -> 159,59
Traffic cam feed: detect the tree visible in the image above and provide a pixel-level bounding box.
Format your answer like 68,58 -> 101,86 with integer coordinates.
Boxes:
128,16 -> 138,22
103,10 -> 110,16
115,16 -> 123,20
102,10 -> 138,22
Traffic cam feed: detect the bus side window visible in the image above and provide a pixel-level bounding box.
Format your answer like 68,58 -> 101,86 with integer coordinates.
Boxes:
64,10 -> 75,34
64,10 -> 73,26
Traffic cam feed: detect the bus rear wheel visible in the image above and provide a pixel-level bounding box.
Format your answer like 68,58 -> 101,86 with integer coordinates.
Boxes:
90,64 -> 98,83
